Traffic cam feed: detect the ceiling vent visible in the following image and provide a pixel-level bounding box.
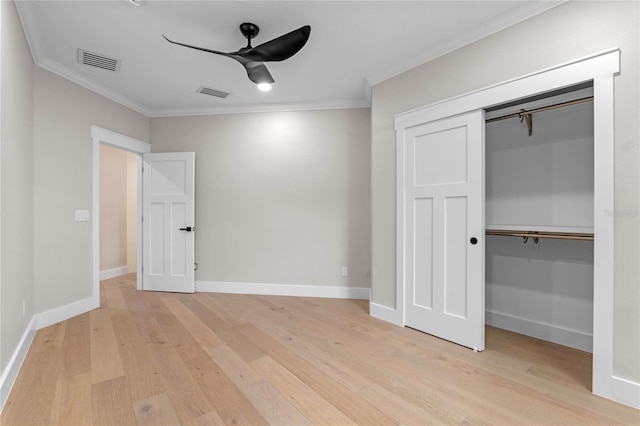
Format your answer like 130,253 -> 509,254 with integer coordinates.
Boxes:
197,86 -> 231,99
77,49 -> 121,72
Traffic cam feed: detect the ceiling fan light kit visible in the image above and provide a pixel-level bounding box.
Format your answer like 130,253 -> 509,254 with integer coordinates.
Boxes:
163,23 -> 311,89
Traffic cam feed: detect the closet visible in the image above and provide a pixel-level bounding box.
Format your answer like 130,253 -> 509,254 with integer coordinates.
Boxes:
484,83 -> 594,352
392,48 -> 618,399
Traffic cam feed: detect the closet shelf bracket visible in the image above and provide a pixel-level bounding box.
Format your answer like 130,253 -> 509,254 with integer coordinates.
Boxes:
519,109 -> 533,136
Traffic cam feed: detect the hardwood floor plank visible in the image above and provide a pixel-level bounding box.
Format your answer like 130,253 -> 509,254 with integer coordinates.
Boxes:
162,296 -> 224,348
242,380 -> 312,426
90,308 -> 125,384
205,344 -> 263,388
103,278 -> 129,310
132,392 -> 181,426
184,410 -> 226,426
49,372 -> 92,426
57,313 -> 91,379
250,355 -> 358,425
178,294 -> 266,361
144,335 -> 217,423
237,322 -> 399,425
91,376 -> 137,426
110,311 -> 166,402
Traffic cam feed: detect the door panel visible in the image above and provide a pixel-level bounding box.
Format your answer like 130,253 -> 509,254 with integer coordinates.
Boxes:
404,110 -> 485,351
143,152 -> 195,293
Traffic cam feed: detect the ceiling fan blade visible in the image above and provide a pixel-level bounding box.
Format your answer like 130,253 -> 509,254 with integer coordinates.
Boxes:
244,62 -> 275,84
239,25 -> 311,62
163,35 -> 230,57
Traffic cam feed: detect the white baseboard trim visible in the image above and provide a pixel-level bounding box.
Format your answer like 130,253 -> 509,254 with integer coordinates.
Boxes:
195,281 -> 370,300
99,266 -> 129,281
34,296 -> 98,330
486,310 -> 592,352
369,302 -> 404,326
611,375 -> 640,409
0,317 -> 36,412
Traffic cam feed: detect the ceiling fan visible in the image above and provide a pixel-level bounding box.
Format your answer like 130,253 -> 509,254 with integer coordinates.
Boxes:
163,23 -> 311,89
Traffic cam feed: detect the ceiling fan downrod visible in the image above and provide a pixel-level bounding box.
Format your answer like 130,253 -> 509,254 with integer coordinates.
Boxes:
239,22 -> 260,48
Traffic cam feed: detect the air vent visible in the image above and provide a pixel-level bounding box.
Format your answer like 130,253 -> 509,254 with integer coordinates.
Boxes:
197,86 -> 231,99
77,49 -> 120,72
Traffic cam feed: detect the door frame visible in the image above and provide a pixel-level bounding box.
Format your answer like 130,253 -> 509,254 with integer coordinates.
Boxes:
395,48 -> 619,402
91,125 -> 150,305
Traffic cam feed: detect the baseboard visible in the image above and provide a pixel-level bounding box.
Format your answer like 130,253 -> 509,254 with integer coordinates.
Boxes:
611,375 -> 640,409
369,302 -> 404,326
486,310 -> 592,352
99,265 -> 129,281
34,296 -> 98,330
195,281 -> 370,300
0,317 -> 36,412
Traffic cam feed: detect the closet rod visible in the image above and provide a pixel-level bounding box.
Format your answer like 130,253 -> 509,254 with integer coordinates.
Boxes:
485,230 -> 594,241
485,96 -> 594,123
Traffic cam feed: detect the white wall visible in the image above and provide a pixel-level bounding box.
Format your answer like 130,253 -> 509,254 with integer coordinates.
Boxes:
126,151 -> 137,273
99,145 -> 128,272
33,67 -> 149,314
0,0 -> 34,375
371,1 -> 639,382
150,109 -> 371,290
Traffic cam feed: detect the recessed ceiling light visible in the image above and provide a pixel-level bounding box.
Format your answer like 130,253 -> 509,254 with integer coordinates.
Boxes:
257,83 -> 272,92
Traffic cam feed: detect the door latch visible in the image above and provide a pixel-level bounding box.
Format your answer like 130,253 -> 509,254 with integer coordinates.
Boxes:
179,226 -> 194,232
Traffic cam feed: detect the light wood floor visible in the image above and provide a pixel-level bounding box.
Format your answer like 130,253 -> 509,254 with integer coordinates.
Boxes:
2,274 -> 638,425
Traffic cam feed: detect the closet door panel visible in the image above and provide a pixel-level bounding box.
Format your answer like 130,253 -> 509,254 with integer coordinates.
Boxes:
403,110 -> 485,351
444,196 -> 468,318
412,197 -> 434,309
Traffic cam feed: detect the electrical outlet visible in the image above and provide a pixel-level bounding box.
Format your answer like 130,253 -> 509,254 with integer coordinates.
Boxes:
22,300 -> 26,317
341,266 -> 348,277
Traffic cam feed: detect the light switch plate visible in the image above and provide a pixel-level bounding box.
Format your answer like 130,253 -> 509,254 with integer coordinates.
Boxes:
75,210 -> 90,222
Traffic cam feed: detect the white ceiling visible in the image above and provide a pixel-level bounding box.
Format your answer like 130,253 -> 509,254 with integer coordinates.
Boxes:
15,0 -> 563,117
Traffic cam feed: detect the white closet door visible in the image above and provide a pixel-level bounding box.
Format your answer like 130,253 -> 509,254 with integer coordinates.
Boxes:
142,152 -> 195,293
403,110 -> 485,351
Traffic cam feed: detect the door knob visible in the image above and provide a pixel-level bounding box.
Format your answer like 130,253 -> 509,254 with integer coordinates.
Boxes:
179,227 -> 193,232
470,237 -> 478,245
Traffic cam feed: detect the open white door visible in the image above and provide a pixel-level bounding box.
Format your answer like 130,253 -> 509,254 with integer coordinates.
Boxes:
403,110 -> 485,351
142,152 -> 195,293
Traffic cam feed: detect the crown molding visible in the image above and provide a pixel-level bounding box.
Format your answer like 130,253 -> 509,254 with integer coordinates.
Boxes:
366,0 -> 567,86
148,98 -> 371,118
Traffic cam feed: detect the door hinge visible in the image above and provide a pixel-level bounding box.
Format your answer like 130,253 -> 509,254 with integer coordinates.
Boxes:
194,262 -> 198,271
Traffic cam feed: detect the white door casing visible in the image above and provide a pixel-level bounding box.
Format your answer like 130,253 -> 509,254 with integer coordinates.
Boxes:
403,110 -> 485,351
142,152 -> 195,293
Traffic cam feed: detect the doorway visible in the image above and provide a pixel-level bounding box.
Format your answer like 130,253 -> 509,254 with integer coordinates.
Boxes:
91,125 -> 150,305
99,145 -> 139,282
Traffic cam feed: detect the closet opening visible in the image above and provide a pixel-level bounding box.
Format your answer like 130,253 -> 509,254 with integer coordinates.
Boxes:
483,81 -> 595,373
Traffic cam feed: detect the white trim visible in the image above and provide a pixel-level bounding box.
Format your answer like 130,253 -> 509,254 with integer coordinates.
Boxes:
485,310 -> 592,353
0,319 -> 36,412
369,302 -> 403,327
99,265 -> 129,281
591,74 -> 617,402
611,376 -> 640,409
196,281 -> 370,300
148,99 -> 371,118
34,296 -> 97,330
91,126 -> 150,305
393,49 -> 621,404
